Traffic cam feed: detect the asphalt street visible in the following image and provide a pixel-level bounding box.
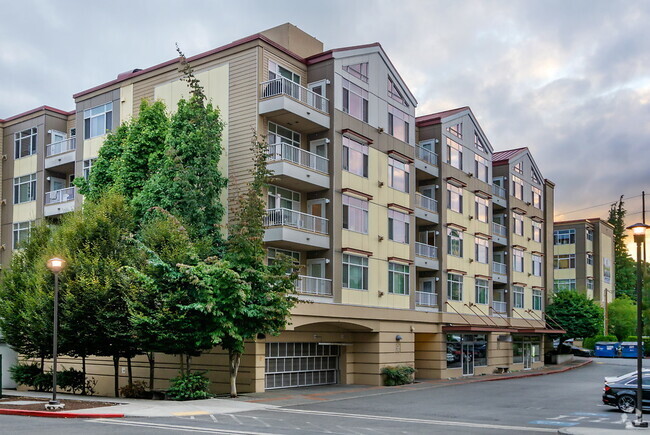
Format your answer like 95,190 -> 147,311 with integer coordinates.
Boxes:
0,358 -> 646,434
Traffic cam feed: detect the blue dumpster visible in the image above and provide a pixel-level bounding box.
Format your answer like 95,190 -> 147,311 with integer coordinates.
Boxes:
621,342 -> 644,358
595,342 -> 620,357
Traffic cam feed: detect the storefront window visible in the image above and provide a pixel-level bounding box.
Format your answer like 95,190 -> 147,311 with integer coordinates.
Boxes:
446,334 -> 488,369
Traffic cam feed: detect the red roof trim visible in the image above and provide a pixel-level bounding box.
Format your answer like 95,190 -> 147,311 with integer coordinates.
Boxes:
475,274 -> 492,281
342,247 -> 373,257
341,188 -> 373,201
443,325 -> 512,333
1,105 -> 72,123
517,328 -> 565,334
341,129 -> 373,144
306,42 -> 382,65
387,150 -> 414,164
387,203 -> 414,214
387,256 -> 413,265
492,147 -> 527,165
416,107 -> 470,127
446,176 -> 467,188
446,268 -> 468,275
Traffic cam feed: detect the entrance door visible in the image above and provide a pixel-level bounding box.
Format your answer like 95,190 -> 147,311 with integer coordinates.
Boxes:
308,199 -> 327,234
523,343 -> 532,370
462,342 -> 474,376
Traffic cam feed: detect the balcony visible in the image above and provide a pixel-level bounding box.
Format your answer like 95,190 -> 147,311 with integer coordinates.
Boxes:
295,275 -> 332,297
264,208 -> 329,250
416,291 -> 438,308
492,184 -> 507,208
492,300 -> 507,315
415,242 -> 439,270
414,193 -> 439,224
44,187 -> 76,217
415,146 -> 439,178
492,222 -> 507,245
267,142 -> 329,192
45,137 -> 76,169
492,261 -> 507,284
259,78 -> 330,133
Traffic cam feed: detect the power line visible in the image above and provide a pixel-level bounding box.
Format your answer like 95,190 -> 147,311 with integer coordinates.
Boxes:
557,192 -> 646,216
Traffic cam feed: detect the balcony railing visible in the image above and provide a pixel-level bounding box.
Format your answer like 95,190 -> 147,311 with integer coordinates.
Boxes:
492,301 -> 507,314
415,193 -> 438,213
415,242 -> 438,259
45,187 -> 75,205
492,222 -> 507,237
46,137 -> 76,157
260,77 -> 329,113
416,146 -> 438,166
416,291 -> 437,307
264,208 -> 328,235
295,275 -> 332,296
493,261 -> 507,275
268,142 -> 328,174
492,184 -> 506,198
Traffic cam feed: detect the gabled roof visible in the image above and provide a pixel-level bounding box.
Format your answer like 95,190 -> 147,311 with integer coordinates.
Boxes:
492,147 -> 528,166
0,105 -> 73,124
415,106 -> 470,127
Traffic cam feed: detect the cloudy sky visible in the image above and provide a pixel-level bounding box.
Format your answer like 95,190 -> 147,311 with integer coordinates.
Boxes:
1,0 -> 648,232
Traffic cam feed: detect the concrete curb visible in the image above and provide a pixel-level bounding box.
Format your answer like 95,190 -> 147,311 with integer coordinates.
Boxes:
0,408 -> 124,418
479,359 -> 593,382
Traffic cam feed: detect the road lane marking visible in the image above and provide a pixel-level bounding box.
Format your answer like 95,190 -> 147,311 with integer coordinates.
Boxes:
173,411 -> 210,416
571,412 -> 611,417
90,419 -> 280,434
529,421 -> 579,427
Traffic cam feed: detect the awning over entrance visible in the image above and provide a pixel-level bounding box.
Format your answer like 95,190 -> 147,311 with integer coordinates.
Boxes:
517,328 -> 565,334
443,325 -> 512,333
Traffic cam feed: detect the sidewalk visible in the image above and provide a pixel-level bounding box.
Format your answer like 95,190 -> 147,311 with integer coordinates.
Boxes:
0,358 -> 591,418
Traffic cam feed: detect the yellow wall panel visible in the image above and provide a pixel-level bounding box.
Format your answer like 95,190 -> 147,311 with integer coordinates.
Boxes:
83,136 -> 106,160
120,84 -> 134,123
13,155 -> 37,177
13,202 -> 37,222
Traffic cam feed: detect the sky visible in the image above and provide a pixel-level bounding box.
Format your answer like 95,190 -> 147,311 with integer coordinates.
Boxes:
1,0 -> 649,248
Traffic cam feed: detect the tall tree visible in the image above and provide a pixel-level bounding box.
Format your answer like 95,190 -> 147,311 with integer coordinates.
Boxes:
546,290 -> 604,342
607,295 -> 637,341
608,196 -> 637,298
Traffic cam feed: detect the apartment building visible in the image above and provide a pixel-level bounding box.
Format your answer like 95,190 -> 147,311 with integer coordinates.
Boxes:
1,23 -> 561,395
553,219 -> 615,306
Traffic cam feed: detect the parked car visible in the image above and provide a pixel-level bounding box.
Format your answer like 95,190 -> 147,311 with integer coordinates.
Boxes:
605,369 -> 650,384
603,372 -> 650,413
569,346 -> 593,357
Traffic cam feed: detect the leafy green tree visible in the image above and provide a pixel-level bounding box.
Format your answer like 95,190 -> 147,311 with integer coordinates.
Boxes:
607,295 -> 637,341
546,290 -> 604,342
609,196 -> 637,298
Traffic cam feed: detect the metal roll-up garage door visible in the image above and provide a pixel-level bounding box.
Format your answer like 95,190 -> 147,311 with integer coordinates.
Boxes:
265,342 -> 339,389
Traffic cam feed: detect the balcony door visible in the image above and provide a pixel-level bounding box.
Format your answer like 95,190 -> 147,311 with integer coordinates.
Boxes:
307,259 -> 326,278
420,185 -> 435,199
48,130 -> 67,155
418,230 -> 436,246
49,177 -> 66,192
308,199 -> 327,234
308,80 -> 327,112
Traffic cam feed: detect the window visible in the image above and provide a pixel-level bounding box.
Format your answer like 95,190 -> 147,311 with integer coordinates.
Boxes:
388,209 -> 409,243
475,279 -> 489,304
446,138 -> 463,169
586,229 -> 594,241
513,248 -> 524,273
268,122 -> 300,147
475,237 -> 488,264
475,196 -> 489,222
342,136 -> 368,177
554,229 -> 575,245
554,279 -> 576,291
531,170 -> 540,184
475,154 -> 488,182
514,162 -> 523,174
343,254 -> 368,290
532,221 -> 542,242
447,122 -> 462,139
343,195 -> 368,234
447,183 -> 463,213
388,262 -> 410,295
532,254 -> 542,277
267,248 -> 300,273
83,158 -> 97,180
513,286 -> 524,308
587,278 -> 594,291
447,273 -> 463,301
512,175 -> 524,200
533,290 -> 543,310
474,133 -> 486,152
13,221 -> 33,250
269,60 -> 300,83
267,185 -> 300,210
84,102 -> 113,139
587,253 -> 594,265
13,174 -> 37,204
14,127 -> 37,159
388,105 -> 410,142
388,157 -> 410,192
343,62 -> 368,82
447,334 -> 488,368
554,254 -> 576,269
342,78 -> 368,122
387,78 -> 405,105
513,212 -> 524,236
447,228 -> 463,257
532,186 -> 542,209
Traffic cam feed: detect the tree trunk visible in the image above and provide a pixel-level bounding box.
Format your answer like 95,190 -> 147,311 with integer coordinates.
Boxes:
147,352 -> 155,390
82,355 -> 87,395
179,354 -> 184,376
113,355 -> 120,397
229,350 -> 241,398
127,357 -> 133,385
40,355 -> 45,373
186,354 -> 191,373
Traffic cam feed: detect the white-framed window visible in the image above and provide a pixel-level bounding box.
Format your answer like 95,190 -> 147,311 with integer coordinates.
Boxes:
512,175 -> 524,200
532,221 -> 542,242
532,186 -> 542,209
387,78 -> 406,105
343,195 -> 368,234
514,162 -> 523,174
513,286 -> 524,308
586,229 -> 594,241
84,102 -> 113,139
388,157 -> 410,192
531,170 -> 541,184
554,279 -> 576,291
267,185 -> 300,210
447,273 -> 463,301
587,278 -> 594,291
342,135 -> 369,177
513,212 -> 524,236
388,105 -> 410,142
554,254 -> 576,269
447,183 -> 463,213
342,78 -> 368,122
267,247 -> 301,273
475,154 -> 488,182
513,248 -> 524,273
83,158 -> 97,180
12,221 -> 33,250
446,137 -> 463,169
269,60 -> 300,83
343,62 -> 368,82
13,173 -> 37,204
388,262 -> 410,295
554,229 -> 575,245
268,121 -> 300,147
475,279 -> 489,304
447,228 -> 463,257
475,196 -> 489,222
532,290 -> 543,310
475,237 -> 489,264
447,122 -> 462,139
474,133 -> 486,152
587,253 -> 594,265
532,254 -> 542,276
14,127 -> 37,159
388,209 -> 409,243
343,254 -> 368,290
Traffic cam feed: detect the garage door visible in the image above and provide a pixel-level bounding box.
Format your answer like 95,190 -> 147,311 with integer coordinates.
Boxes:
265,342 -> 339,389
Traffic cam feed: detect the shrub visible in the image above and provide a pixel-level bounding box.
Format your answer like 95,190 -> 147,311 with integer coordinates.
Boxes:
9,363 -> 42,387
33,372 -> 53,392
120,381 -> 149,398
167,371 -> 211,401
57,367 -> 86,394
381,365 -> 415,386
583,335 -> 617,350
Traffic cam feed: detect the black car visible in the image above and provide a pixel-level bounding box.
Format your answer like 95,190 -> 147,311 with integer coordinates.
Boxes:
602,372 -> 650,413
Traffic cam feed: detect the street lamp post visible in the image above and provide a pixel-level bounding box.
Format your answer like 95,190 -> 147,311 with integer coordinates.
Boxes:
46,257 -> 66,411
628,223 -> 649,428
